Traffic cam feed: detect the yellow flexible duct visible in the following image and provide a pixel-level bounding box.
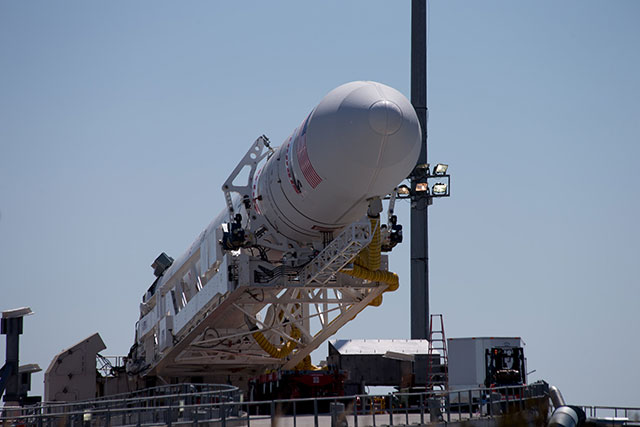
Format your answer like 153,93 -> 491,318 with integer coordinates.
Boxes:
252,324 -> 301,359
252,216 -> 397,360
341,264 -> 399,306
353,217 -> 381,270
251,300 -> 304,359
365,217 -> 382,270
342,216 -> 399,307
295,355 -> 322,371
345,264 -> 399,291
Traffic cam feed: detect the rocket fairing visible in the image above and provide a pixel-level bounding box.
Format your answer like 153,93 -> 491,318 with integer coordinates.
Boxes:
253,81 -> 422,245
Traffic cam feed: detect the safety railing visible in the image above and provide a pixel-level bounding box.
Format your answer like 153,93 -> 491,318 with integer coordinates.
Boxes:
0,383 -> 241,426
91,382 -> 239,402
0,382 -> 550,426
580,405 -> 640,422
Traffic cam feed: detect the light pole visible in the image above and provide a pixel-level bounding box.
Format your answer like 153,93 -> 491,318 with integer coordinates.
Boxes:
410,0 -> 430,340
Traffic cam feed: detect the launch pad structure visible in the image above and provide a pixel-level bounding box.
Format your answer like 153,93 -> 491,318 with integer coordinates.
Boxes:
3,4 -> 638,427
3,0 -> 459,409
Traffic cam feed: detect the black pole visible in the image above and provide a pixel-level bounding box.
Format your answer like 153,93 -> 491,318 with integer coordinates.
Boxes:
1,316 -> 23,403
410,0 -> 429,340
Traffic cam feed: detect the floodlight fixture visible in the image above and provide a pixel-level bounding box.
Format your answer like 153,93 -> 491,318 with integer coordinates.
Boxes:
432,183 -> 447,195
397,185 -> 411,196
434,164 -> 448,175
415,182 -> 429,193
414,163 -> 430,177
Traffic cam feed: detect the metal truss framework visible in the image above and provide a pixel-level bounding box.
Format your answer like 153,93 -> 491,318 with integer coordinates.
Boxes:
168,280 -> 388,372
135,138 -> 397,381
147,218 -> 392,378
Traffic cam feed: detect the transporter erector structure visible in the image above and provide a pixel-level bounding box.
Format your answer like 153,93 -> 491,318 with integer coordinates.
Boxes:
126,81 -> 422,386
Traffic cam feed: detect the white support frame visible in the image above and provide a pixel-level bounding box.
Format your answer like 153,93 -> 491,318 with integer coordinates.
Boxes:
221,135 -> 271,221
152,273 -> 389,375
133,136 -> 397,380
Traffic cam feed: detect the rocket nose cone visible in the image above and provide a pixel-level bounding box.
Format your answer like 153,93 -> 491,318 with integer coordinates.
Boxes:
368,100 -> 404,135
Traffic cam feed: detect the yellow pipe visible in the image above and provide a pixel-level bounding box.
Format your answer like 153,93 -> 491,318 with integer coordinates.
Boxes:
252,324 -> 301,359
366,217 -> 382,270
250,302 -> 304,359
342,216 -> 399,306
353,217 -> 381,270
295,355 -> 322,371
252,216 -> 398,360
344,264 -> 399,291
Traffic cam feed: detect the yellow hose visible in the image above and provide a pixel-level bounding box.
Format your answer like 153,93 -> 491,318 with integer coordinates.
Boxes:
295,355 -> 322,371
252,216 -> 398,360
254,329 -> 321,370
251,299 -> 305,359
344,264 -> 399,291
252,324 -> 301,359
366,217 -> 382,270
342,216 -> 399,306
353,218 -> 381,270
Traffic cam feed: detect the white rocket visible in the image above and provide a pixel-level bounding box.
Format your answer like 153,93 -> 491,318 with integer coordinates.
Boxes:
129,81 -> 422,380
252,81 -> 421,244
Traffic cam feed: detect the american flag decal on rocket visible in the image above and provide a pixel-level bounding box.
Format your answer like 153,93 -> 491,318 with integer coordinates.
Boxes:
297,135 -> 323,189
296,115 -> 323,189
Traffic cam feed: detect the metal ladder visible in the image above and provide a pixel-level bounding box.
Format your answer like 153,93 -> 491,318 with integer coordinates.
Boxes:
426,314 -> 449,391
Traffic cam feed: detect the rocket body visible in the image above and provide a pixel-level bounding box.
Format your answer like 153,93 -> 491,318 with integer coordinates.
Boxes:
254,81 -> 422,244
147,81 -> 420,298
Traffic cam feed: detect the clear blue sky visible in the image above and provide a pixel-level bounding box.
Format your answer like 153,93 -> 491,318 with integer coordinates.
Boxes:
1,1 -> 639,407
